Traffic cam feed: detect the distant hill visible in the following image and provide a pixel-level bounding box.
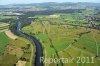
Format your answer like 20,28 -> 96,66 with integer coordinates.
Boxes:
0,2 -> 100,8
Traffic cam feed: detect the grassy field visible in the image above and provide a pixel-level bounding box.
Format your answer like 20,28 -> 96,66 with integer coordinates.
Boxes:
0,19 -> 36,66
0,23 -> 9,31
0,23 -> 9,27
0,32 -> 9,54
9,37 -> 35,66
0,23 -> 10,54
0,54 -> 18,66
0,31 -> 34,66
0,15 -> 17,19
22,13 -> 100,66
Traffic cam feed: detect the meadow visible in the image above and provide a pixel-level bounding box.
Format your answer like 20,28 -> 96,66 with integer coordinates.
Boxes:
22,13 -> 100,66
0,23 -> 9,31
0,32 -> 9,54
0,23 -> 34,66
0,15 -> 17,19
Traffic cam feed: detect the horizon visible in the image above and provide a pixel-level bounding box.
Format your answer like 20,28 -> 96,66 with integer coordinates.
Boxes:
0,0 -> 100,5
0,2 -> 100,6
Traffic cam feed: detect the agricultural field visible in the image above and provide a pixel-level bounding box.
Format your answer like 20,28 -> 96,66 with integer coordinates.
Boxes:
0,2 -> 100,66
0,23 -> 9,31
0,15 -> 17,20
0,30 -> 34,66
0,32 -> 9,54
22,13 -> 100,66
0,23 -> 10,54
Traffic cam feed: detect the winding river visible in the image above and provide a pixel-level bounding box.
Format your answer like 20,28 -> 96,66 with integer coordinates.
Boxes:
16,22 -> 44,66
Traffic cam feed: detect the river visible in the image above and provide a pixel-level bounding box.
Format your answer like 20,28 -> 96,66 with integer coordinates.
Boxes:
16,22 -> 44,66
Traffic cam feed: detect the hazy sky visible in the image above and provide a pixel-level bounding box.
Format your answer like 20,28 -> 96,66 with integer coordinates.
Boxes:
0,0 -> 100,5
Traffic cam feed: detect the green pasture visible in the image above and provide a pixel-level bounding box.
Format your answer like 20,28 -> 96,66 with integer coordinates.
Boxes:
22,14 -> 100,66
0,15 -> 17,19
0,32 -> 9,54
0,23 -> 9,30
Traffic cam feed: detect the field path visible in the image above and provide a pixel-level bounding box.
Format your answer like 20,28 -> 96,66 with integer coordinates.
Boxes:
5,30 -> 18,40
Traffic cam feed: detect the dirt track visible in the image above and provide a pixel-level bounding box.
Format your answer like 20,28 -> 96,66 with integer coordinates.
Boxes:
5,30 -> 18,40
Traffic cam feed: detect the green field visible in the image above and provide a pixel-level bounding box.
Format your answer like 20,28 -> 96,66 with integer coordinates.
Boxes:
22,13 -> 100,66
0,32 -> 9,54
0,23 -> 9,31
0,32 -> 34,66
0,23 -> 10,54
0,2 -> 100,66
0,15 -> 17,19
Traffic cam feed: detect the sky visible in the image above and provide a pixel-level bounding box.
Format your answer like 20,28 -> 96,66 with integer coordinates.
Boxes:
0,0 -> 100,5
